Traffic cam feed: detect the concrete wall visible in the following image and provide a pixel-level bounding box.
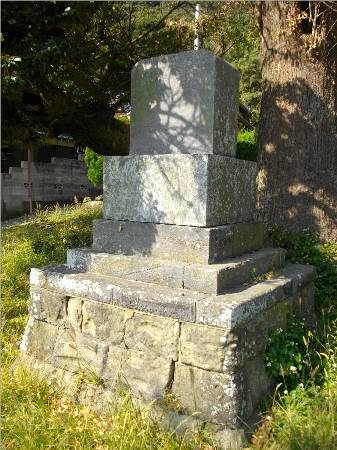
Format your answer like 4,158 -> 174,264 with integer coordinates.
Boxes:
1,155 -> 101,218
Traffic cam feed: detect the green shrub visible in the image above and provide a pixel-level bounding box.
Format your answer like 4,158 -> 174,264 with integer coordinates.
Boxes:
236,128 -> 257,161
265,316 -> 326,392
84,115 -> 130,186
254,228 -> 337,448
84,147 -> 104,187
269,226 -> 337,313
264,226 -> 337,392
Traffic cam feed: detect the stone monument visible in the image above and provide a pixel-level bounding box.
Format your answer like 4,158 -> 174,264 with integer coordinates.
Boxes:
21,50 -> 316,449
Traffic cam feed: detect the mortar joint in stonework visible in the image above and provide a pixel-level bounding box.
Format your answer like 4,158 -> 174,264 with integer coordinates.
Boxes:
177,322 -> 182,362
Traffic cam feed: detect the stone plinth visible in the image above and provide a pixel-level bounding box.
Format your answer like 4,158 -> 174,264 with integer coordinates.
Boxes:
92,220 -> 264,264
22,262 -> 316,448
103,155 -> 256,226
67,247 -> 285,295
130,50 -> 239,156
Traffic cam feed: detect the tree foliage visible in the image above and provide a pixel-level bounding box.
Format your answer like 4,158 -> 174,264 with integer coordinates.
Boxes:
2,1 -> 260,154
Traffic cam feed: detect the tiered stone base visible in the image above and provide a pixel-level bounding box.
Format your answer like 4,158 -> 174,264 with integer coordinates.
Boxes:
21,231 -> 316,448
19,50 -> 317,448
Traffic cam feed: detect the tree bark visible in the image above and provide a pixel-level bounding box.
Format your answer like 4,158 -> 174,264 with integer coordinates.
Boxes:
256,1 -> 337,241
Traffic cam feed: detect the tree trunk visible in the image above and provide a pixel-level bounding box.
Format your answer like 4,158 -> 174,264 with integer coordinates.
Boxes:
256,1 -> 337,242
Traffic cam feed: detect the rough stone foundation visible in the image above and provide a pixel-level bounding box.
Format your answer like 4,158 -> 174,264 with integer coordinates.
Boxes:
21,259 -> 315,448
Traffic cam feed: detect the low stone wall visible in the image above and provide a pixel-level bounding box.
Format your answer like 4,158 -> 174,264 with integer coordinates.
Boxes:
1,155 -> 101,218
21,262 -> 315,448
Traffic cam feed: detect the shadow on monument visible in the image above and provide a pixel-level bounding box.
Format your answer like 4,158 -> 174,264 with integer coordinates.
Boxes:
130,51 -> 219,155
99,49 -> 241,257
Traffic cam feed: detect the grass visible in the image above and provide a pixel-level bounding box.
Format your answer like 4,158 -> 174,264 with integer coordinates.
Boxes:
251,371 -> 337,449
2,202 -> 102,364
1,202 -> 215,449
3,366 -> 209,450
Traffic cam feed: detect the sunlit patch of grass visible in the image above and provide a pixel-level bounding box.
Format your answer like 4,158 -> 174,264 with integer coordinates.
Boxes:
2,364 -> 212,450
251,368 -> 337,450
1,202 -> 102,365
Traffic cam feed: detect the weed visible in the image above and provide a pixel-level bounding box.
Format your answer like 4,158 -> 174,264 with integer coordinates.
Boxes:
254,227 -> 337,449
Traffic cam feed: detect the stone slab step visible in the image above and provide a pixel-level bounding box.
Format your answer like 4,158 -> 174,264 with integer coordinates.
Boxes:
67,247 -> 285,295
93,220 -> 264,264
30,263 -> 315,330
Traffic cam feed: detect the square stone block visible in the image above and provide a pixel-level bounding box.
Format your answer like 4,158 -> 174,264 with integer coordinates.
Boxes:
122,349 -> 174,401
103,155 -> 256,226
51,328 -> 108,374
124,313 -> 179,360
130,50 -> 239,156
82,300 -> 127,346
92,220 -> 264,264
29,287 -> 67,324
20,318 -> 58,359
172,363 -> 244,426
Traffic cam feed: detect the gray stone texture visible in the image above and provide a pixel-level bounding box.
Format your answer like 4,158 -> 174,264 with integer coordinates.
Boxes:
179,323 -> 237,372
21,261 -> 316,448
51,328 -> 108,374
124,313 -> 179,360
30,265 -> 114,303
20,48 -> 319,448
20,318 -> 58,360
130,50 -> 239,156
82,300 -> 127,345
67,297 -> 83,330
171,363 -> 244,426
29,287 -> 67,324
2,155 -> 100,219
101,345 -> 124,387
67,247 -> 285,295
103,155 -> 257,226
196,264 -> 316,329
244,356 -> 272,411
182,248 -> 285,294
29,263 -> 315,332
92,220 -> 264,264
30,265 -> 200,322
122,350 -> 174,401
112,277 -> 198,322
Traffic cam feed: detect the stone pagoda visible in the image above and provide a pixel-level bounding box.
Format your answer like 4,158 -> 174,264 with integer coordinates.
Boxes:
21,50 -> 315,449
